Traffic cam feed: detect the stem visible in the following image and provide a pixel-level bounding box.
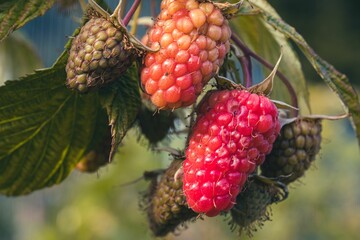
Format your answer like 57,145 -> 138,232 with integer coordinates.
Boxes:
130,2 -> 142,35
185,104 -> 197,148
78,0 -> 86,12
154,147 -> 182,156
246,54 -> 252,85
231,34 -> 299,116
120,0 -> 127,19
151,0 -> 157,19
123,0 -> 142,26
239,55 -> 252,88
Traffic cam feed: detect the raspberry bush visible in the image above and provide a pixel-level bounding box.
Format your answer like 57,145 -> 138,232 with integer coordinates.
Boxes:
0,0 -> 359,239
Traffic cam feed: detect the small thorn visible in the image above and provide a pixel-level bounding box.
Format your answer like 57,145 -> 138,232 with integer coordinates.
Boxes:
174,166 -> 184,182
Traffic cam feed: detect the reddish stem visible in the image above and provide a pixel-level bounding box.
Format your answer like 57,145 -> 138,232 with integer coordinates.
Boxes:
239,55 -> 252,88
231,34 -> 299,116
123,0 -> 142,26
151,0 -> 157,19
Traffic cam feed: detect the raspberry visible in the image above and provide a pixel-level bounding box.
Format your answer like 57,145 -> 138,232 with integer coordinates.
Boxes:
137,103 -> 177,146
143,160 -> 197,237
260,118 -> 322,184
141,0 -> 231,109
66,11 -> 134,92
183,89 -> 280,216
229,179 -> 281,236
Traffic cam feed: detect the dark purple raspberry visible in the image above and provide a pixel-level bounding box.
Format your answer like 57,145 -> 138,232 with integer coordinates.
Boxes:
261,118 -> 322,184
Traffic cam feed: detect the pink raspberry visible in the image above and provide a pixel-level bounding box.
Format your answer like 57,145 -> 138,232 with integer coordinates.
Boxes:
183,89 -> 280,216
141,0 -> 231,109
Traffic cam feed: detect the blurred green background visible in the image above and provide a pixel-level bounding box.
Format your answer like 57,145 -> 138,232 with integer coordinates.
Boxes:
0,0 -> 359,240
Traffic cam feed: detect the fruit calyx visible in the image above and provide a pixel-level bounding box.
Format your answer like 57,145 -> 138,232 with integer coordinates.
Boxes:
215,51 -> 283,96
88,0 -> 157,54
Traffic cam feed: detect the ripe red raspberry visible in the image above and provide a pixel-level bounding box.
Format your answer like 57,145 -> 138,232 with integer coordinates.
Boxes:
141,0 -> 231,109
183,89 -> 280,216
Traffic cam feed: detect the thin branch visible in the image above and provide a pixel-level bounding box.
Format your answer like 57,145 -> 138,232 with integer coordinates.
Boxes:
239,55 -> 252,88
151,0 -> 157,19
231,33 -> 299,116
120,0 -> 127,19
78,0 -> 86,12
123,0 -> 142,26
130,2 -> 142,35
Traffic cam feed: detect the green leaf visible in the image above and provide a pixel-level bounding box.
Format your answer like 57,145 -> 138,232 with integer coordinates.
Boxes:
0,21 -> 104,195
75,107 -> 112,173
229,0 -> 310,112
99,64 -> 141,160
0,55 -> 107,195
248,0 -> 360,147
0,0 -> 56,41
0,0 -> 119,195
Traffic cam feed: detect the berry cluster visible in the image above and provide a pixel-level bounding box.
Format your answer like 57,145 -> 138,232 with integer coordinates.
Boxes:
64,0 -> 336,238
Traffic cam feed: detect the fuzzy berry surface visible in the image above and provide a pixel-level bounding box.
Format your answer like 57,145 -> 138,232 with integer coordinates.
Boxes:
183,89 -> 280,216
230,180 -> 280,235
141,0 -> 231,109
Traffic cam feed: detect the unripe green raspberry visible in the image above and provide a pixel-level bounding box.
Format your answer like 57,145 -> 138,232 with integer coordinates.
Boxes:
66,12 -> 134,92
260,118 -> 322,184
143,159 -> 197,237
